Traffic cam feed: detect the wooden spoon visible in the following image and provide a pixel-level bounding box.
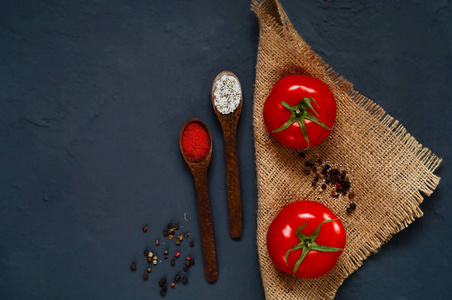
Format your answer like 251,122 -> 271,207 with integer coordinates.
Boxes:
211,71 -> 243,239
179,119 -> 218,283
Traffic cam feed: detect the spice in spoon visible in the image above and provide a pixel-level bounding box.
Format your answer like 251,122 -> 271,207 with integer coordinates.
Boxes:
213,73 -> 242,114
181,123 -> 210,162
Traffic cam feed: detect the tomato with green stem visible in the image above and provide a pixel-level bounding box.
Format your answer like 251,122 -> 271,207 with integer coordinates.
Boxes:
267,200 -> 346,279
263,75 -> 337,149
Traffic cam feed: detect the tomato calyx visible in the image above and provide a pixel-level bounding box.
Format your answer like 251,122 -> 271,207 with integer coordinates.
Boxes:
285,219 -> 344,276
272,98 -> 332,147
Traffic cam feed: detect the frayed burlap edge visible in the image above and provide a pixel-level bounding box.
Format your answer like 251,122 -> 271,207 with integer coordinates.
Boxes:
251,1 -> 442,299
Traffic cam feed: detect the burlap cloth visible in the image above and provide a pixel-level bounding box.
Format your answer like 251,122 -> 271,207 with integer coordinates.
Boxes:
251,1 -> 442,299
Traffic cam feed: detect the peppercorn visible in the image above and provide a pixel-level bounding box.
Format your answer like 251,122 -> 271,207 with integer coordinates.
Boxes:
155,240 -> 160,246
325,164 -> 331,170
299,152 -> 306,158
349,192 -> 355,199
190,258 -> 194,266
185,260 -> 191,267
144,250 -> 149,257
175,252 -> 180,258
177,234 -> 183,241
317,159 -> 322,164
163,254 -> 168,260
143,273 -> 149,280
163,229 -> 168,236
143,226 -> 148,232
160,289 -> 165,296
182,276 -> 188,284
184,233 -> 190,239
175,239 -> 181,246
186,256 -> 191,261
159,278 -> 166,286
346,207 -> 353,213
304,170 -> 310,175
153,260 -> 158,265
305,161 -> 313,167
174,223 -> 179,230
164,250 -> 169,255
321,184 -> 327,190
170,259 -> 175,266
168,223 -> 173,229
130,263 -> 136,271
314,176 -> 319,182
168,234 -> 174,240
311,181 -> 316,187
147,257 -> 152,263
183,265 -> 189,272
147,267 -> 152,273
190,241 -> 195,247
169,228 -> 175,235
153,256 -> 158,260
350,203 -> 356,210
148,252 -> 153,258
175,274 -> 181,282
170,282 -> 175,288
162,285 -> 167,292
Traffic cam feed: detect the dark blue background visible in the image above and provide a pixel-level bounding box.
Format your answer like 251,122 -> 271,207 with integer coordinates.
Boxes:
1,1 -> 450,299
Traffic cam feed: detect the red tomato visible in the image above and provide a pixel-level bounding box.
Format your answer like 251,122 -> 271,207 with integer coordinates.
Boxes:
266,200 -> 346,279
263,75 -> 337,149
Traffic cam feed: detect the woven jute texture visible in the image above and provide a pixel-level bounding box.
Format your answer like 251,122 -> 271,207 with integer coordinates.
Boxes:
251,1 -> 442,299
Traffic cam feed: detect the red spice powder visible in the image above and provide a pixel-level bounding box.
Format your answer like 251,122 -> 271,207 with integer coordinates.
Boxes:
181,123 -> 210,162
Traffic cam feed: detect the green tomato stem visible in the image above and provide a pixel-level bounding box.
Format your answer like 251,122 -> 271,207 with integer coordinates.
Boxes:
272,98 -> 332,148
285,219 -> 343,276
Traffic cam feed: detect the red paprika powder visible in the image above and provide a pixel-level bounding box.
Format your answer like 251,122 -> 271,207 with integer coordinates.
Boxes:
181,123 -> 210,162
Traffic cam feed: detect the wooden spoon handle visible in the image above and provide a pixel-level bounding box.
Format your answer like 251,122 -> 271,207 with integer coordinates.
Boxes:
223,127 -> 242,238
193,169 -> 218,283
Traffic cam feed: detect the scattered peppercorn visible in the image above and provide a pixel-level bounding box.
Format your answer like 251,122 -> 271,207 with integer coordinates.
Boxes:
311,181 -> 317,187
175,274 -> 181,282
162,285 -> 168,292
182,276 -> 188,284
164,250 -> 169,255
130,263 -> 136,271
314,176 -> 319,182
163,254 -> 168,260
304,170 -> 310,175
346,207 -> 353,213
176,239 -> 181,246
148,252 -> 153,258
163,229 -> 168,236
175,252 -> 180,258
184,233 -> 190,239
168,223 -> 173,229
299,152 -> 306,158
190,241 -> 194,247
350,203 -> 356,210
190,258 -> 194,266
155,240 -> 160,246
170,282 -> 175,288
153,260 -> 158,265
170,259 -> 175,266
159,278 -> 166,286
168,234 -> 174,240
143,273 -> 149,280
147,267 -> 152,273
321,184 -> 327,190
143,226 -> 148,232
349,192 -> 355,199
305,161 -> 313,167
186,256 -> 191,261
169,228 -> 175,235
144,250 -> 149,257
177,234 -> 183,241
174,223 -> 179,230
183,265 -> 189,272
147,257 -> 153,263
160,289 -> 166,296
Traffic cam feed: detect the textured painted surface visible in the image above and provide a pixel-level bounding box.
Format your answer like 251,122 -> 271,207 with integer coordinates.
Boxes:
0,0 -> 450,299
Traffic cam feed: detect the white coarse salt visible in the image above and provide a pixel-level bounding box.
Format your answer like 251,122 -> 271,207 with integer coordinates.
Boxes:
213,73 -> 241,114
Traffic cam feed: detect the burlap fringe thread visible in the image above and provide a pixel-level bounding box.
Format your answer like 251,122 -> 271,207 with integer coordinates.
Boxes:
251,0 -> 442,299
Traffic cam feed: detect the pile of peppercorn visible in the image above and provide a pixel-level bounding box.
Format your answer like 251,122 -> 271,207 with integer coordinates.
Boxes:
300,153 -> 357,213
130,220 -> 195,297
